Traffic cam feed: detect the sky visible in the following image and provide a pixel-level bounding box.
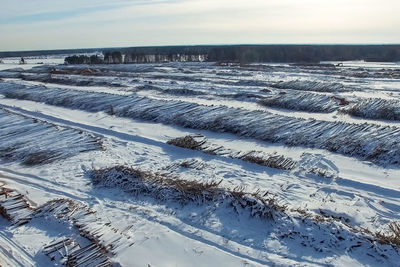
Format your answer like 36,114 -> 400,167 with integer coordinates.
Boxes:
0,0 -> 399,51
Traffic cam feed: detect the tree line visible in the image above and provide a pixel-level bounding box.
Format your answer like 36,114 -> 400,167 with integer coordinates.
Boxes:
64,45 -> 400,64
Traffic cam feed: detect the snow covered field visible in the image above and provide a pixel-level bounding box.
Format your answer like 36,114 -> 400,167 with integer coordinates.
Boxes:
0,58 -> 399,266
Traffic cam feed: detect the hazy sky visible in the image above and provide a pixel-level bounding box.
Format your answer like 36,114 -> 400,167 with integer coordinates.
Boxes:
0,0 -> 399,51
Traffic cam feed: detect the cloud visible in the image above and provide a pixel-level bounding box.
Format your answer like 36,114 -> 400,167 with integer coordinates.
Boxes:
0,0 -> 399,51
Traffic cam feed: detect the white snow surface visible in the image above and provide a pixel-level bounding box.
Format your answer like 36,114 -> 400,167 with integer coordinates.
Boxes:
0,59 -> 399,266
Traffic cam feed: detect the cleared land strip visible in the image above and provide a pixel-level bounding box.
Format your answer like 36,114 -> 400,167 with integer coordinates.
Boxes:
0,82 -> 399,165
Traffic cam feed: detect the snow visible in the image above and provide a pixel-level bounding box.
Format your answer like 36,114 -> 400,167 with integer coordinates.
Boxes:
0,55 -> 66,71
0,58 -> 399,266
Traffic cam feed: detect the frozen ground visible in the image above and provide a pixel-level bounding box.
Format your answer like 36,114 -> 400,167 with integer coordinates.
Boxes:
0,58 -> 399,266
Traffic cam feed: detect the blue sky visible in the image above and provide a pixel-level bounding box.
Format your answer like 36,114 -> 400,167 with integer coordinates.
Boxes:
0,0 -> 399,51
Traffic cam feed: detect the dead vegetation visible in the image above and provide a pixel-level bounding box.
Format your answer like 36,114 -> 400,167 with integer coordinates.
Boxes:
37,198 -> 132,266
257,91 -> 339,113
342,98 -> 400,121
163,158 -> 209,172
43,238 -> 81,264
0,108 -> 103,166
90,165 -> 287,220
239,151 -> 297,170
66,243 -> 111,267
375,222 -> 400,248
167,135 -> 206,150
21,150 -> 61,166
331,96 -> 350,105
270,79 -> 347,92
0,183 -> 35,225
44,237 -> 111,267
179,158 -> 208,170
307,166 -> 336,178
90,165 -> 400,250
2,83 -> 399,165
168,135 -> 297,171
229,187 -> 286,220
38,199 -> 129,252
91,165 -> 223,204
42,238 -> 112,266
0,190 -> 130,266
50,67 -> 106,76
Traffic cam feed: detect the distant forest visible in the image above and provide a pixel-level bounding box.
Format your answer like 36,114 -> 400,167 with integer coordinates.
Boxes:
206,45 -> 400,63
2,45 -> 400,64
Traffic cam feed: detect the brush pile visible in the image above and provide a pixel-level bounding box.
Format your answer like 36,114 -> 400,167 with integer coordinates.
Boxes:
0,108 -> 103,165
1,83 -> 398,165
168,135 -> 297,170
90,166 -> 287,220
0,183 -> 34,225
343,98 -> 400,121
271,80 -> 347,92
258,91 -> 339,112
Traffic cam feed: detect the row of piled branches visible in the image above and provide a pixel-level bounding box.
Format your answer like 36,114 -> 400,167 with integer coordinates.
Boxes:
342,98 -> 400,121
2,178 -> 400,264
0,107 -> 103,166
36,199 -> 117,266
270,79 -> 347,92
90,165 -> 286,220
0,194 -> 132,266
89,165 -> 400,250
4,67 -> 398,121
43,238 -> 111,267
19,72 -> 123,88
167,135 -> 297,171
259,83 -> 400,121
257,91 -> 342,113
0,187 -> 132,266
0,183 -> 34,225
1,83 -> 397,165
37,199 -> 130,256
